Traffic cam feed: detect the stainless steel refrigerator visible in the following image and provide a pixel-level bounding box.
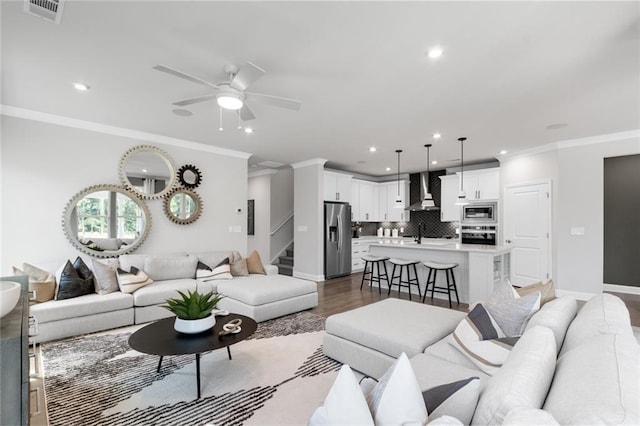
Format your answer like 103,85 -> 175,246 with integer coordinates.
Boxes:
324,201 -> 352,279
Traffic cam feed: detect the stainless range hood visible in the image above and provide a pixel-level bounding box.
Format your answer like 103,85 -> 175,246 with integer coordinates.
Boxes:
406,172 -> 440,211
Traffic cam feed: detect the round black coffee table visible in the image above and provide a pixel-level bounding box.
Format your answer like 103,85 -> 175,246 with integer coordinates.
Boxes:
129,313 -> 257,398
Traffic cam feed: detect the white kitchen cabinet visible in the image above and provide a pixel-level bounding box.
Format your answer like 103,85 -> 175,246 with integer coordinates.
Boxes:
352,179 -> 377,222
439,174 -> 461,222
351,180 -> 360,221
385,180 -> 410,222
324,171 -> 352,202
377,184 -> 388,221
351,239 -> 372,272
461,168 -> 500,201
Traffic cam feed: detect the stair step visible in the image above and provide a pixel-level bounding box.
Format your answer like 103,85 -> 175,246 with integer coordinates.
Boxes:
279,256 -> 294,266
278,264 -> 293,276
286,249 -> 294,257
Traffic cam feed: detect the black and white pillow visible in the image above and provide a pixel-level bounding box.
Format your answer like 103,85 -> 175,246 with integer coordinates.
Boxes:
196,258 -> 232,281
116,266 -> 153,294
56,257 -> 95,300
423,377 -> 481,424
449,303 -> 519,375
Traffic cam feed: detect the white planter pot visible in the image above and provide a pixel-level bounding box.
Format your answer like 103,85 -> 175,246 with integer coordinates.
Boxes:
174,314 -> 216,334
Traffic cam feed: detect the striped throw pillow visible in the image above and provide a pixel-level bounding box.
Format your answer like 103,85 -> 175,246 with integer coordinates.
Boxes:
196,259 -> 232,281
449,304 -> 519,375
116,266 -> 153,294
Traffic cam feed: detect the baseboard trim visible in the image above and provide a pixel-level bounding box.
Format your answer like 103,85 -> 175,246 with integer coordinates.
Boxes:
555,289 -> 596,301
603,284 -> 640,295
293,271 -> 323,282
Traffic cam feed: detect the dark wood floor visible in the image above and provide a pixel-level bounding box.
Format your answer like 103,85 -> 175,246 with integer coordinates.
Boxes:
311,272 -> 640,327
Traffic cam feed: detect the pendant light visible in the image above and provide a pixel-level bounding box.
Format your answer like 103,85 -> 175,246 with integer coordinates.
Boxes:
421,144 -> 435,208
394,149 -> 404,208
455,137 -> 470,206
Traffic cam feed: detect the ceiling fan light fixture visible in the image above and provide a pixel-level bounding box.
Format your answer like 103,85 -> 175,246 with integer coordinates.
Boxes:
217,94 -> 243,110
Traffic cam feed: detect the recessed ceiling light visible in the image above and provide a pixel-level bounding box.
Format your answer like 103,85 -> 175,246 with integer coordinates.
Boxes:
172,109 -> 192,117
433,133 -> 441,139
369,147 -> 377,152
244,127 -> 253,134
432,160 -> 438,165
73,82 -> 90,91
499,150 -> 507,155
141,169 -> 148,173
427,48 -> 443,59
546,123 -> 568,130
357,160 -> 367,164
385,167 -> 391,171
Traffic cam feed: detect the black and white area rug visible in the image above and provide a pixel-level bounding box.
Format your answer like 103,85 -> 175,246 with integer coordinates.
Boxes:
41,312 -> 342,426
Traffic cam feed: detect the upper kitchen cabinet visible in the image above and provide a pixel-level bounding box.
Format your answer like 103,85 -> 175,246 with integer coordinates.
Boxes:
324,171 -> 352,202
461,168 -> 500,200
439,174 -> 460,222
352,179 -> 377,222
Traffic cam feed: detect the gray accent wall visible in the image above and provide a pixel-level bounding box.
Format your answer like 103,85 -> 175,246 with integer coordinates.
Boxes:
604,154 -> 640,287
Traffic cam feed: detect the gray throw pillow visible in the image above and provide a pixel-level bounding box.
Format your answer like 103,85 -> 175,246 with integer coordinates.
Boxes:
485,281 -> 540,337
91,258 -> 119,295
423,377 -> 481,425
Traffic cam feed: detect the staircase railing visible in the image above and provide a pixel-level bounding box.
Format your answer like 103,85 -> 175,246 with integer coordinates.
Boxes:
270,212 -> 294,264
270,212 -> 293,236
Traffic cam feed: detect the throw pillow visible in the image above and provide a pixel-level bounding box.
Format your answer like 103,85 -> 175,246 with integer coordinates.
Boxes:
366,352 -> 428,425
485,280 -> 541,337
246,250 -> 266,275
196,259 -> 232,281
423,377 -> 481,425
308,365 -> 374,425
116,266 -> 154,294
56,260 -> 95,300
230,258 -> 249,277
91,259 -> 119,295
12,263 -> 56,303
516,280 -> 555,306
449,304 -> 516,375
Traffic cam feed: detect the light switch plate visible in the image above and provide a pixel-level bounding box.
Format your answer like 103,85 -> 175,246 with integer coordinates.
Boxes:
228,225 -> 242,233
298,225 -> 308,232
570,227 -> 585,235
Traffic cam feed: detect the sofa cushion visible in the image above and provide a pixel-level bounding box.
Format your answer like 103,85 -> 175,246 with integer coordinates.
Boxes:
216,274 -> 317,306
423,377 -> 481,425
524,296 -> 577,353
246,250 -> 266,275
502,408 -> 559,425
411,354 -> 488,391
91,258 -> 119,295
308,365 -> 373,426
116,267 -> 153,294
560,293 -> 633,356
56,259 -> 95,300
485,281 -> 540,337
30,292 -> 133,323
424,336 -> 482,372
143,256 -> 198,281
515,280 -> 555,306
188,251 -> 234,270
543,332 -> 640,425
230,258 -> 249,276
132,279 -> 198,307
471,326 -> 556,426
13,263 -> 56,303
119,252 -> 188,272
325,299 -> 466,359
196,259 -> 232,281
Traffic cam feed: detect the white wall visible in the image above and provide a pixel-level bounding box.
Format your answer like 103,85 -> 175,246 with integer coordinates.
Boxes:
247,172 -> 273,260
271,167 -> 294,230
292,159 -> 325,281
1,116 -> 248,273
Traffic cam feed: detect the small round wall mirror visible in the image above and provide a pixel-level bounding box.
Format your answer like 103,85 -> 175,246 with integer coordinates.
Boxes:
164,188 -> 203,225
177,164 -> 202,189
62,185 -> 152,258
119,145 -> 177,199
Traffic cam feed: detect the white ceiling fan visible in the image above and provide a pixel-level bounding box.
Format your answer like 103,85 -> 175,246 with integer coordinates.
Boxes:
153,62 -> 302,121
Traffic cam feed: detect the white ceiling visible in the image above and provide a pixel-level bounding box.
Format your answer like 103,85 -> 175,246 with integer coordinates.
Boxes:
2,1 -> 639,176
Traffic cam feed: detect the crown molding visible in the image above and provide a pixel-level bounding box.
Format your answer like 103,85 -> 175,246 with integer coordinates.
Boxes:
499,129 -> 640,162
0,105 -> 253,159
248,169 -> 279,178
290,158 -> 328,169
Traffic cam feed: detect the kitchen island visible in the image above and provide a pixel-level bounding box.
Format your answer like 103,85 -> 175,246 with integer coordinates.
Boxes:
368,238 -> 511,305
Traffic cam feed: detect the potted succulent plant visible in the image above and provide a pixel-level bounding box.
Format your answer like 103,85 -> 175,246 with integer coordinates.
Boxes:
162,290 -> 223,334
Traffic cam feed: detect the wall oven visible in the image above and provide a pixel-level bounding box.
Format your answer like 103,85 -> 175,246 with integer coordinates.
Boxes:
462,202 -> 497,224
461,225 -> 497,245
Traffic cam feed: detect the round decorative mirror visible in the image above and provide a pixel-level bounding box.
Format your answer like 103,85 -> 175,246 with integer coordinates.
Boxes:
62,185 -> 152,258
164,188 -> 203,225
119,145 -> 177,199
177,164 -> 202,189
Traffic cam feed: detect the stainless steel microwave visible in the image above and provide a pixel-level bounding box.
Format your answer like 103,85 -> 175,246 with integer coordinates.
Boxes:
462,202 -> 497,224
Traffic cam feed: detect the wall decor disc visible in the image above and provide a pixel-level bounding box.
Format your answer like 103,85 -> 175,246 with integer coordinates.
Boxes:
177,164 -> 203,189
164,188 -> 203,225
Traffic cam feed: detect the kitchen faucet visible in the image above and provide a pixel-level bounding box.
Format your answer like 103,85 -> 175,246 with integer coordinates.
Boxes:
415,222 -> 424,244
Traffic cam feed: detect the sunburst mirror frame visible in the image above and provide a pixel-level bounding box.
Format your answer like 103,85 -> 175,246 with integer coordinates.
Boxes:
177,164 -> 203,189
163,187 -> 203,225
119,145 -> 178,200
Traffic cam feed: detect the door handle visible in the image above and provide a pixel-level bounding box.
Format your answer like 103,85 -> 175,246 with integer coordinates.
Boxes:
505,240 -> 512,243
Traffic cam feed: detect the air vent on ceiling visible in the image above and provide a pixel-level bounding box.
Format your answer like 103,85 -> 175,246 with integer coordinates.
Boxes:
258,160 -> 285,168
23,0 -> 65,24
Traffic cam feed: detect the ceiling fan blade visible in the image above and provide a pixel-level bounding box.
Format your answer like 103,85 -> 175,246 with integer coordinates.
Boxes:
172,94 -> 217,107
230,62 -> 265,91
153,65 -> 219,90
245,92 -> 302,111
240,104 -> 256,121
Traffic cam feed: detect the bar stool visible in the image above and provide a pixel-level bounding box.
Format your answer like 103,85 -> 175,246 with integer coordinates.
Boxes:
388,258 -> 422,301
422,261 -> 460,308
360,255 -> 390,293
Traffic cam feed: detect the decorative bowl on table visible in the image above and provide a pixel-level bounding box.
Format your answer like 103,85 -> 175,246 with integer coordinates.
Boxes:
0,281 -> 22,318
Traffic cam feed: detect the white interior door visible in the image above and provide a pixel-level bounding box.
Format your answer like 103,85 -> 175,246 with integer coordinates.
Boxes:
504,182 -> 551,286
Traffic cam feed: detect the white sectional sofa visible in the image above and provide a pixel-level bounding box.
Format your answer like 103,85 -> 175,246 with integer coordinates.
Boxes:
323,294 -> 639,424
30,250 -> 318,343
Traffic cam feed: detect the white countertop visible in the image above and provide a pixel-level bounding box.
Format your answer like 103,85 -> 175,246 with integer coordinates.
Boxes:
368,239 -> 511,254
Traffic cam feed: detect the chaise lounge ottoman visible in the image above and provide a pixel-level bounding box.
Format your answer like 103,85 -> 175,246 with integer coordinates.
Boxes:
323,298 -> 466,378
